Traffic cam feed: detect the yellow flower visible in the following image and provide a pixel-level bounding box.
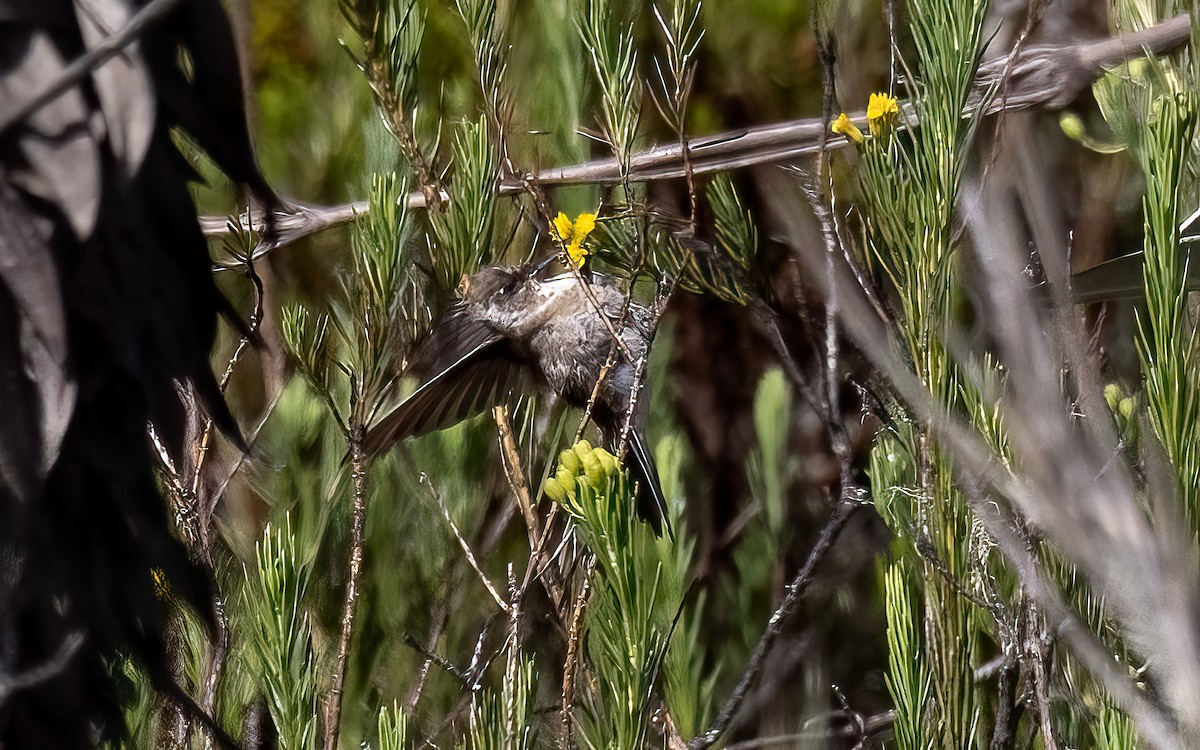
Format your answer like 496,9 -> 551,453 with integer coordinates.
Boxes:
151,567 -> 170,600
831,113 -> 863,144
552,211 -> 596,268
866,92 -> 899,137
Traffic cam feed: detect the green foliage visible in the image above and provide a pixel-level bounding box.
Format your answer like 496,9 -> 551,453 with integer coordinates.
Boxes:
455,0 -> 509,122
350,172 -> 417,332
651,0 -> 703,130
107,657 -> 161,749
346,171 -> 423,415
344,0 -> 424,113
282,306 -> 334,402
845,0 -> 995,744
709,174 -> 757,274
720,368 -> 801,681
1098,1 -> 1200,524
377,701 -> 410,750
143,0 -> 1200,747
1105,382 -> 1142,449
649,174 -> 759,303
240,517 -> 320,749
544,440 -> 678,750
341,0 -> 426,136
1135,94 -> 1200,516
882,559 -> 930,750
747,368 -> 791,535
284,169 -> 420,433
429,117 -> 502,294
580,0 -> 643,166
464,652 -> 536,750
1095,706 -> 1140,750
655,430 -> 716,739
661,590 -> 717,738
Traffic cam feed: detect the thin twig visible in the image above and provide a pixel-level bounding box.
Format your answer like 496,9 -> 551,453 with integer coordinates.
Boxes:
494,405 -> 542,550
401,632 -> 469,686
323,428 -> 369,750
404,595 -> 451,713
420,473 -> 509,613
688,499 -> 861,750
194,243 -> 265,552
560,554 -> 596,750
197,596 -> 229,750
1025,599 -> 1060,750
914,533 -> 1005,616
721,711 -> 895,750
209,386 -> 284,503
806,19 -> 865,523
661,709 -> 690,750
513,500 -> 566,626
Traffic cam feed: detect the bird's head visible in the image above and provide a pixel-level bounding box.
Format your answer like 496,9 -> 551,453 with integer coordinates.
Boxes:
459,266 -> 522,304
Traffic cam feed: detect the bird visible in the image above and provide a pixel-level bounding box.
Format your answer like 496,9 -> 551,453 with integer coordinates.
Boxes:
363,262 -> 671,537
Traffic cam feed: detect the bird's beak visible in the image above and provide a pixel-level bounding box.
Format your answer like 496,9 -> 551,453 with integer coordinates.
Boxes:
531,254 -> 556,277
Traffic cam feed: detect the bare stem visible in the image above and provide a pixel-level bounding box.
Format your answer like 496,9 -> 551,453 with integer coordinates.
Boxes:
422,473 -> 509,613
560,555 -> 597,750
493,405 -> 541,549
688,499 -> 860,750
202,12 -> 1194,255
324,428 -> 369,750
199,596 -> 229,750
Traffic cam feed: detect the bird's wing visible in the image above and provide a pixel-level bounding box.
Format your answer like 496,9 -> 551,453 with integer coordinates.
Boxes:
364,314 -> 530,455
628,428 -> 673,540
1066,244 -> 1200,303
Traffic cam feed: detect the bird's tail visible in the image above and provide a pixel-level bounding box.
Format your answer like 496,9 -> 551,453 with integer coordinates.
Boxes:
627,429 -> 674,540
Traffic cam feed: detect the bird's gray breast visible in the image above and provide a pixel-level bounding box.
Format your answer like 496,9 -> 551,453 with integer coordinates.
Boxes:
516,276 -> 649,408
472,272 -> 652,405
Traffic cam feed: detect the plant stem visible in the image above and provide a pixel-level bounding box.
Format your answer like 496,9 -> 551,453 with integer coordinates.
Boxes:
324,428 -> 369,750
200,596 -> 229,750
689,499 -> 860,749
493,406 -> 540,550
560,556 -> 596,750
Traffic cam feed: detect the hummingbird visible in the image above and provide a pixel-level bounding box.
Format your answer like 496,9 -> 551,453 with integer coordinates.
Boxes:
363,262 -> 671,536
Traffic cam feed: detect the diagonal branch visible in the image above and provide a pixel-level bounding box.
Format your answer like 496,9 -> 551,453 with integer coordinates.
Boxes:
688,498 -> 861,750
199,13 -> 1191,261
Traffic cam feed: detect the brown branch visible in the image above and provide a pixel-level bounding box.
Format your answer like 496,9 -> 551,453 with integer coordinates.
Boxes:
197,597 -> 229,750
988,652 -> 1018,750
199,13 -> 1191,259
400,632 -> 469,687
323,429 -> 369,750
1024,599 -> 1061,750
560,555 -> 596,750
494,405 -> 541,551
688,499 -> 861,750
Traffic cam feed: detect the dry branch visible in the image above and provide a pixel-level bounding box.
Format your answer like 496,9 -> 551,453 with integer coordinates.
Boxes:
688,499 -> 861,750
199,14 -> 1191,261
